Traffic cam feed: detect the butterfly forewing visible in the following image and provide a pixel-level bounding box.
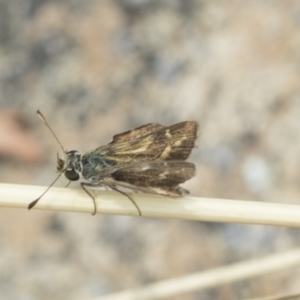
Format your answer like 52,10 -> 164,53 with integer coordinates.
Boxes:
109,123 -> 165,144
91,121 -> 197,164
156,121 -> 198,160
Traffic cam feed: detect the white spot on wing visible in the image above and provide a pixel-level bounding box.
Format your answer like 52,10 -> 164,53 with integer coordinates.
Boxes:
159,171 -> 169,179
174,140 -> 182,146
141,165 -> 150,171
166,130 -> 171,138
127,147 -> 148,153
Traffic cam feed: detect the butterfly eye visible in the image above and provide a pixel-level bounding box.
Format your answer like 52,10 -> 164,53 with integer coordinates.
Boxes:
65,169 -> 80,181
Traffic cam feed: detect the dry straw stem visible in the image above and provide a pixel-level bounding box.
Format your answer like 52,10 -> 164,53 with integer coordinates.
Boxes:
1,183 -> 300,226
95,248 -> 300,300
246,292 -> 300,300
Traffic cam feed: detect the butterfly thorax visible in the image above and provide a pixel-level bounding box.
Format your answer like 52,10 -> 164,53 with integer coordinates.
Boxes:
81,152 -> 117,182
57,150 -> 83,181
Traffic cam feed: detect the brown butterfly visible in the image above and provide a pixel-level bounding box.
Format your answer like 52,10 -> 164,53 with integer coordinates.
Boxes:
29,111 -> 197,215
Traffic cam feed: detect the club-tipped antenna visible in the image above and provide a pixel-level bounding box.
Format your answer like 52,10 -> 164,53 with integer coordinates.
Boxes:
28,170 -> 64,210
37,110 -> 66,153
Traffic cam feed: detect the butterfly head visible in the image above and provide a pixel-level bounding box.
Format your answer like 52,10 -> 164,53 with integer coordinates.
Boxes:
57,150 -> 82,181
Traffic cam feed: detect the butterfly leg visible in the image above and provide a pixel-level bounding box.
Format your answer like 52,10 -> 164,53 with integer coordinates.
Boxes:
80,182 -> 141,216
64,181 -> 71,188
80,182 -> 99,215
109,185 -> 142,216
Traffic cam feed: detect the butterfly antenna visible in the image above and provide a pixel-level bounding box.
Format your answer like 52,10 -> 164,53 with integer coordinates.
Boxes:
37,110 -> 66,153
28,170 -> 64,210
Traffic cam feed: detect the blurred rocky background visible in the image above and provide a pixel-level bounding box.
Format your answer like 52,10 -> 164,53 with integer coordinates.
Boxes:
0,0 -> 300,299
